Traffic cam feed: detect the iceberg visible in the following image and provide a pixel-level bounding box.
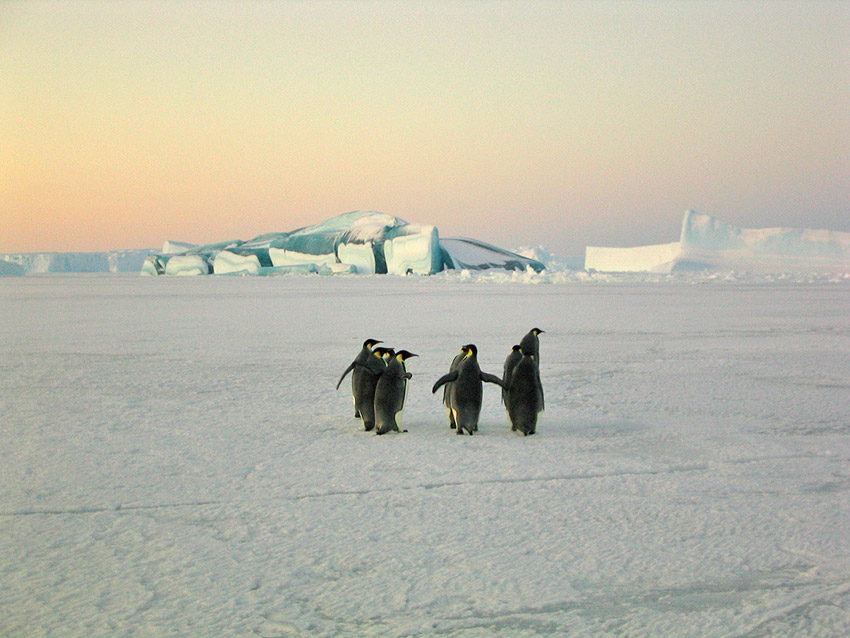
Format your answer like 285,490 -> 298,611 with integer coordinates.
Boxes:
337,242 -> 376,274
384,225 -> 441,275
213,251 -> 261,276
141,210 -> 540,277
585,242 -> 682,274
164,254 -> 210,276
585,210 -> 850,274
440,238 -> 546,272
269,248 -> 337,268
161,240 -> 198,255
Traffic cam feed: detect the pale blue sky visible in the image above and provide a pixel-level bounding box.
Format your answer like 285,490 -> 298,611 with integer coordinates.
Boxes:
2,1 -> 848,255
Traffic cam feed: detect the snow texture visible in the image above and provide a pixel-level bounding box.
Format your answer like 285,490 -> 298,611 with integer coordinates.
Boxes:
1,273 -> 848,637
586,210 -> 850,274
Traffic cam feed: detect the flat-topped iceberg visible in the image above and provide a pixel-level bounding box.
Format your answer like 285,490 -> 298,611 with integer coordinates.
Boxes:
140,211 -> 543,276
586,210 -> 850,274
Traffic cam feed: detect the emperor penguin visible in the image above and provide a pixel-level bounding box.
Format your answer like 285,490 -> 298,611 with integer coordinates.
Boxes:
518,328 -> 545,410
506,348 -> 544,435
336,339 -> 384,430
441,347 -> 467,429
432,344 -> 505,435
501,345 -> 523,410
374,350 -> 417,435
519,328 -> 544,362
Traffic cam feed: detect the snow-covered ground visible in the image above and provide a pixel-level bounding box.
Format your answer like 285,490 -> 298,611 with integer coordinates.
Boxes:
1,273 -> 848,637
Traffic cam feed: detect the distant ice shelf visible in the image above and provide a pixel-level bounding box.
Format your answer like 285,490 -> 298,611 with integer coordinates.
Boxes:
0,249 -> 156,276
585,210 -> 850,274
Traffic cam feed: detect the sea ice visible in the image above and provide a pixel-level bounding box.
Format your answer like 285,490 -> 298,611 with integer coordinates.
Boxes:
1,273 -> 847,637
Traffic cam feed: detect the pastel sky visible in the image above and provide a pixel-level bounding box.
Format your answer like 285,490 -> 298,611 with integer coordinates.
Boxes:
2,1 -> 848,256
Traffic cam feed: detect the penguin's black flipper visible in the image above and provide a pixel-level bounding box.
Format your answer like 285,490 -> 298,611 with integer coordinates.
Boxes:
480,372 -> 506,389
432,371 -> 459,394
336,361 -> 356,390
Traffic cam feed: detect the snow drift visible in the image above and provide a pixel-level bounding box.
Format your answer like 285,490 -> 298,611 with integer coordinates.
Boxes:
585,210 -> 850,274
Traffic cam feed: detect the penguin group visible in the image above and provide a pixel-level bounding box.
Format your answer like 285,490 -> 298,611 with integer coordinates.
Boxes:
336,340 -> 417,435
336,328 -> 545,436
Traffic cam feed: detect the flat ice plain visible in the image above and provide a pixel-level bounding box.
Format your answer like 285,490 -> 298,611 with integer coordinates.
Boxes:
1,273 -> 848,637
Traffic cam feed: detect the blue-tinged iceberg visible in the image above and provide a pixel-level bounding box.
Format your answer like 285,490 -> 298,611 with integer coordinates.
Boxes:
141,211 -> 544,276
585,210 -> 850,274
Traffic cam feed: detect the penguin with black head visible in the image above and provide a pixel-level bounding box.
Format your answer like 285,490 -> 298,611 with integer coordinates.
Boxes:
374,350 -> 417,435
336,339 -> 385,430
519,328 -> 544,362
506,347 -> 544,435
432,344 -> 504,435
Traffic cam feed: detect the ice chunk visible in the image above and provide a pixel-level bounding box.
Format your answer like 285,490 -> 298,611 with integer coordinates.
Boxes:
161,240 -> 198,255
164,255 -> 209,276
337,242 -> 376,274
319,263 -> 358,275
269,248 -> 336,268
585,242 -> 682,273
212,251 -> 261,275
384,225 -> 441,275
140,255 -> 165,276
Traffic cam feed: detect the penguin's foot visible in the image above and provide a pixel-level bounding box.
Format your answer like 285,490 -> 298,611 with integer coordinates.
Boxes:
449,423 -> 456,429
364,424 -> 374,432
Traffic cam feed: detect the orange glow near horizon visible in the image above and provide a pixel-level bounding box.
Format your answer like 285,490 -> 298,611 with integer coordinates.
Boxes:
2,1 -> 848,256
